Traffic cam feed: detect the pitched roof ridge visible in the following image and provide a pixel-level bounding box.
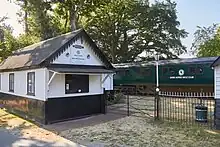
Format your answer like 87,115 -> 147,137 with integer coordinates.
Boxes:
14,28 -> 83,54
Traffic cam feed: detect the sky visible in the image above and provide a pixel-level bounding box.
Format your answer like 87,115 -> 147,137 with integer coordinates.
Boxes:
175,0 -> 220,58
0,0 -> 220,58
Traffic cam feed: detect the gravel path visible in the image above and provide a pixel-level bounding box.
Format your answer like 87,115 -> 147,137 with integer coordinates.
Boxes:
60,116 -> 220,147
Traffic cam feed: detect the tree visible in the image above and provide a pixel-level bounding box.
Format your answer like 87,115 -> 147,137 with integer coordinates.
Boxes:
51,0 -> 109,32
11,0 -> 187,63
0,14 -> 38,60
12,0 -> 108,39
12,0 -> 62,40
0,16 -> 18,60
13,0 -> 29,33
84,0 -> 188,63
191,24 -> 220,57
137,0 -> 188,59
16,33 -> 40,49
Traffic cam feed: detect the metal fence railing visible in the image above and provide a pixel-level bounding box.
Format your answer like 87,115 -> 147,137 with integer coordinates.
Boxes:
105,88 -> 156,118
159,91 -> 215,129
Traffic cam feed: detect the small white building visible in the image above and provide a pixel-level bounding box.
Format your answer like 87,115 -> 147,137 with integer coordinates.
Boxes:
211,57 -> 220,129
0,29 -> 114,124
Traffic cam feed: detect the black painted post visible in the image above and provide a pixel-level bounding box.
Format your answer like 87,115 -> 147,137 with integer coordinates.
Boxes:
155,88 -> 160,120
127,94 -> 130,116
154,92 -> 157,120
44,100 -> 49,125
215,99 -> 220,129
103,88 -> 107,114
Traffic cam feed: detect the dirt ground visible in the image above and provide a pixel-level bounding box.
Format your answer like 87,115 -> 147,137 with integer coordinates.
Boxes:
1,94 -> 220,147
0,108 -> 82,146
60,115 -> 220,147
55,95 -> 220,147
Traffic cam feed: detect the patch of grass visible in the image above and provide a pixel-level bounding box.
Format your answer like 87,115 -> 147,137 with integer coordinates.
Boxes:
151,120 -> 220,147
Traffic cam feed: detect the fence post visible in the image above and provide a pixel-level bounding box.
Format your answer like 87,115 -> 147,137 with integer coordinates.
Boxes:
155,88 -> 160,120
103,88 -> 107,114
127,93 -> 130,116
215,99 -> 220,129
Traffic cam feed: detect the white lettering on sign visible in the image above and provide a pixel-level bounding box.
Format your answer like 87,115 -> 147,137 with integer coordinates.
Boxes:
71,44 -> 85,64
169,76 -> 194,79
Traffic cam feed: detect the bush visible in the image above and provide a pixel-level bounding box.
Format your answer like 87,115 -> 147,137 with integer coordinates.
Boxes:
107,92 -> 126,105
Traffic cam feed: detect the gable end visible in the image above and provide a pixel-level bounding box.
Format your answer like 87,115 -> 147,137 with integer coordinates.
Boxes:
42,30 -> 113,69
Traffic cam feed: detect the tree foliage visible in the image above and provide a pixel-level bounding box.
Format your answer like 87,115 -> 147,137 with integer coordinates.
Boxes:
51,0 -> 109,32
0,16 -> 18,60
84,0 -> 188,63
191,24 -> 220,57
0,14 -> 38,60
5,0 -> 187,63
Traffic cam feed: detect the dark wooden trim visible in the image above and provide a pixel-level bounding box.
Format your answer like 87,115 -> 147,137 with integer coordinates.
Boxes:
26,93 -> 35,96
0,65 -> 42,72
47,64 -> 107,69
211,56 -> 220,67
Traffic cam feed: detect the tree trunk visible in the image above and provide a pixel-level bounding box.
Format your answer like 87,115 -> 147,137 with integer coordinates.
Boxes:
24,0 -> 29,33
64,11 -> 68,32
69,9 -> 77,31
123,29 -> 128,61
111,36 -> 116,63
0,28 -> 4,42
111,48 -> 115,63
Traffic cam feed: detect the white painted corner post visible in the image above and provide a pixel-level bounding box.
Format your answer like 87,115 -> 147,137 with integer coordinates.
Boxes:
154,51 -> 160,120
214,66 -> 220,129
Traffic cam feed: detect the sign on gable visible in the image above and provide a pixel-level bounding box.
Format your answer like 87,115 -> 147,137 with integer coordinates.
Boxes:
71,44 -> 85,64
52,37 -> 103,66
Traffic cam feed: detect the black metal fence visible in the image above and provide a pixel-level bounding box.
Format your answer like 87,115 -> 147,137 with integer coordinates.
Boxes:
105,87 -> 216,129
158,91 -> 215,129
105,87 -> 156,118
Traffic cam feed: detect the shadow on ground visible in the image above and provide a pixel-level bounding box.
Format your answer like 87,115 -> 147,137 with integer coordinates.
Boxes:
44,109 -> 128,133
0,128 -> 80,147
0,109 -> 82,147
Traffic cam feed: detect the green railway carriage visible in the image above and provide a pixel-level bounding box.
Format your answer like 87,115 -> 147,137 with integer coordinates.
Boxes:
113,57 -> 217,93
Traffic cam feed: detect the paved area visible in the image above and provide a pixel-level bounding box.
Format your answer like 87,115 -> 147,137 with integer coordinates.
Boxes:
0,109 -> 85,147
45,111 -> 127,133
0,108 -> 126,147
0,128 -> 84,147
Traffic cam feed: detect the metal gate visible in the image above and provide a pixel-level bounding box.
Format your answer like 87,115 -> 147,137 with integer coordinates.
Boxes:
105,86 -> 157,119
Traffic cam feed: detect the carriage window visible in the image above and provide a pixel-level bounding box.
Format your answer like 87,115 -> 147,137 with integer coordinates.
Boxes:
116,70 -> 123,76
133,67 -> 140,73
163,67 -> 168,75
65,74 -> 89,94
169,67 -> 175,75
196,67 -> 203,74
140,68 -> 151,76
189,67 -> 196,74
117,70 -> 127,76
